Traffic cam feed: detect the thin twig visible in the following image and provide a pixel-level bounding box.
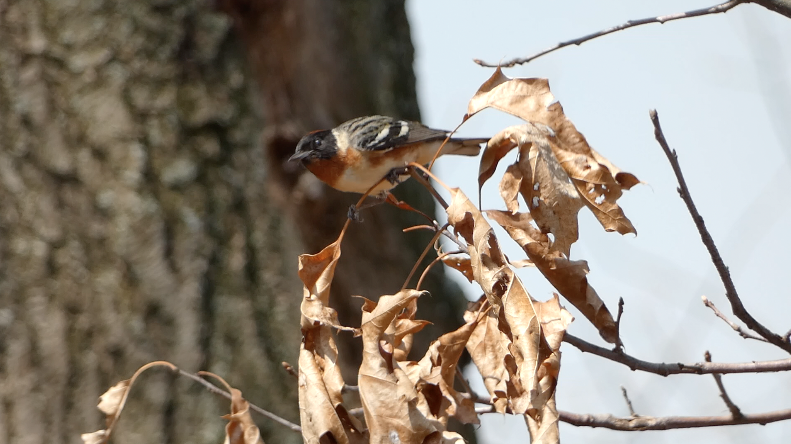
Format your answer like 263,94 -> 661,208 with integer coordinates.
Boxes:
705,351 -> 743,419
416,251 -> 461,291
614,297 -> 625,352
621,386 -> 638,417
702,296 -> 768,342
454,367 -> 475,400
650,109 -> 791,354
409,168 -> 449,209
402,223 -> 448,289
563,333 -> 791,375
177,369 -> 303,433
475,1 -> 745,67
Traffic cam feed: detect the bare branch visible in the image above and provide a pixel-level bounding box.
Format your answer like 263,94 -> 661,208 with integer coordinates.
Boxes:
474,1 -> 745,68
752,0 -> 791,18
455,367 -> 476,400
705,351 -> 743,419
473,396 -> 791,429
702,296 -> 768,342
558,408 -> 791,430
563,333 -> 791,375
650,109 -> 791,354
177,369 -> 303,433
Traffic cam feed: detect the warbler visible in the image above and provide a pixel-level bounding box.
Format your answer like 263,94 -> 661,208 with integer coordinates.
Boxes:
290,115 -> 487,194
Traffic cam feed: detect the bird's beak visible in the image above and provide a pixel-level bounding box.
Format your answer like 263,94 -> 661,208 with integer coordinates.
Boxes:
289,151 -> 312,162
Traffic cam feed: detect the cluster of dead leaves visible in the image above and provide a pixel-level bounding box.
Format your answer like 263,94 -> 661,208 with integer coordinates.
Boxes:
298,68 -> 637,443
470,68 -> 638,345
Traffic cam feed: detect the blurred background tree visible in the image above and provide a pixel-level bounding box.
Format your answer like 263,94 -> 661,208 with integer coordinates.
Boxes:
0,0 -> 470,443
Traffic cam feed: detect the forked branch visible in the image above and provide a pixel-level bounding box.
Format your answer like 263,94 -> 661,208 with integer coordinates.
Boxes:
650,109 -> 791,354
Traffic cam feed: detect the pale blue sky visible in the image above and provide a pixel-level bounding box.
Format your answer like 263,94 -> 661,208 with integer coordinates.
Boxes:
407,1 -> 791,443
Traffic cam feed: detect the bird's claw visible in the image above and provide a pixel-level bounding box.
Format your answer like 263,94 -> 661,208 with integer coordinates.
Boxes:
385,166 -> 411,185
347,205 -> 363,222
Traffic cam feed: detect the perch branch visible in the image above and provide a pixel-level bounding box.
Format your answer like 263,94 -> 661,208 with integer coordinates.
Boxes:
651,109 -> 791,354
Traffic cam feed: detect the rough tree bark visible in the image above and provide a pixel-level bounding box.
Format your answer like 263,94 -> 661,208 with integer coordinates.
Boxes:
0,1 -> 470,444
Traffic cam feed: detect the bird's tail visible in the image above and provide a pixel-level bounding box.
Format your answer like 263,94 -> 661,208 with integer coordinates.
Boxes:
440,137 -> 489,156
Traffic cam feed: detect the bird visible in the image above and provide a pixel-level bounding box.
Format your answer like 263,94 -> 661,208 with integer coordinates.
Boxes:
290,115 -> 487,195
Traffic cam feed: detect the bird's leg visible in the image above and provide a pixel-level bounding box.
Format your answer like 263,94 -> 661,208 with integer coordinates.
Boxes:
384,165 -> 412,185
347,194 -> 388,222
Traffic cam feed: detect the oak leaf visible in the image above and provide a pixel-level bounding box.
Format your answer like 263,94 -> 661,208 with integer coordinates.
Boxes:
358,290 -> 442,444
468,68 -> 638,236
486,210 -> 618,343
297,241 -> 365,444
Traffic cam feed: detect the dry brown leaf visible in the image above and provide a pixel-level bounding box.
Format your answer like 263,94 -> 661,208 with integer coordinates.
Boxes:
500,163 -> 523,214
501,127 -> 584,257
83,381 -> 129,444
83,362 -> 178,444
198,372 -> 267,444
297,241 -> 365,444
423,431 -> 467,443
525,295 -> 573,444
222,387 -> 266,444
358,290 -> 444,444
81,431 -> 108,444
441,256 -> 474,283
393,318 -> 432,362
97,380 -> 130,416
446,188 -> 548,416
401,312 -> 482,426
446,188 -> 510,307
462,298 -> 510,413
486,210 -> 618,343
468,68 -> 638,236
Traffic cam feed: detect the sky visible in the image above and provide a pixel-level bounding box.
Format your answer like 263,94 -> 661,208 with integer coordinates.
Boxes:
405,1 -> 791,443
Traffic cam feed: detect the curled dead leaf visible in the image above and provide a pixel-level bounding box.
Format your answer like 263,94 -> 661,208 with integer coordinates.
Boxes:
81,430 -> 108,444
486,210 -> 618,344
358,290 -> 444,444
468,68 -> 638,237
297,240 -> 366,444
441,256 -> 474,283
97,380 -> 129,417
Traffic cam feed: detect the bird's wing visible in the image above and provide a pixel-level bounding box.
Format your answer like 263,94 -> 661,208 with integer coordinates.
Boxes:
346,116 -> 448,152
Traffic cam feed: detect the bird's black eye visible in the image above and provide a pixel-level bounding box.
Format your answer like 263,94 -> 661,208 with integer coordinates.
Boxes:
313,138 -> 322,148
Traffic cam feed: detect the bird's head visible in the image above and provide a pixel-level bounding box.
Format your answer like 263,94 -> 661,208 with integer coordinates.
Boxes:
290,129 -> 336,163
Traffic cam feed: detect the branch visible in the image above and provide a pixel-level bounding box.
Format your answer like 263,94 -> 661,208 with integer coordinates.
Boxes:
650,109 -> 791,354
752,0 -> 791,18
702,296 -> 767,342
563,333 -> 791,375
177,369 -> 303,433
474,1 -> 745,67
472,390 -> 791,429
558,408 -> 791,430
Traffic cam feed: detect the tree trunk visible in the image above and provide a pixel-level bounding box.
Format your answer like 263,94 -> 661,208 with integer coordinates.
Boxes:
0,0 -> 471,443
